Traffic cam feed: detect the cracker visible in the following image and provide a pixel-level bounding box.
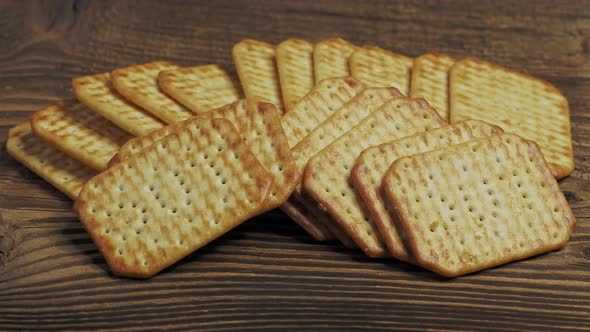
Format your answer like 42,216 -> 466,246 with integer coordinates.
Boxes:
6,122 -> 96,199
111,61 -> 194,124
232,39 -> 284,114
73,72 -> 165,136
450,57 -> 574,179
281,77 -> 365,148
410,53 -> 456,120
281,198 -> 334,241
158,64 -> 242,114
292,87 -> 403,178
349,46 -> 413,95
31,101 -> 132,172
352,120 -> 503,261
75,117 -> 272,278
303,97 -> 446,257
276,38 -> 315,112
113,99 -> 298,211
382,133 -> 575,277
313,38 -> 357,82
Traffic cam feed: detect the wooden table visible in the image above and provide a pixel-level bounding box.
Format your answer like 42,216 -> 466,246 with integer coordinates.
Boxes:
1,1 -> 589,331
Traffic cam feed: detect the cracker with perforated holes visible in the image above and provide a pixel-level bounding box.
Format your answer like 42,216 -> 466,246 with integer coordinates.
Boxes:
382,133 -> 575,277
158,64 -> 242,114
292,87 -> 403,181
276,38 -> 315,112
281,198 -> 334,241
352,120 -> 503,261
281,77 -> 365,148
349,46 -> 413,95
75,117 -> 272,278
112,99 -> 298,211
313,38 -> 357,82
111,61 -> 194,124
31,101 -> 132,172
73,72 -> 165,136
410,53 -> 456,120
450,57 -> 574,179
303,97 -> 446,257
232,39 -> 285,115
7,122 -> 96,199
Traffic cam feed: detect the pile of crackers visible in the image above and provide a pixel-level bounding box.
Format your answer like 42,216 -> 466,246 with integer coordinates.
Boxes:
7,38 -> 576,278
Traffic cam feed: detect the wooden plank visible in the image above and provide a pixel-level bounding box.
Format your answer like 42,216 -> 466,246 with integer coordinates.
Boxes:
1,0 -> 589,331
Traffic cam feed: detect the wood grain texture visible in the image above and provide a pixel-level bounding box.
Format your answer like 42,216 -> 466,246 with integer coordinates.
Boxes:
1,0 -> 590,331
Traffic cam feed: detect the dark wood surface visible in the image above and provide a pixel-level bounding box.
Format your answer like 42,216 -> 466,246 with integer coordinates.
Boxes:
1,1 -> 590,331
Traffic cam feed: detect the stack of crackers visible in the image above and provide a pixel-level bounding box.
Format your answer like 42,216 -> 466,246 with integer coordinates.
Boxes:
7,38 -> 575,278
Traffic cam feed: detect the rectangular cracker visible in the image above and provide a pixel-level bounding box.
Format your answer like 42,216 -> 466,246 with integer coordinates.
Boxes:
158,64 -> 242,114
232,39 -> 284,115
281,77 -> 365,148
349,46 -> 413,95
410,53 -> 456,120
382,133 -> 575,277
75,117 -> 272,278
6,122 -> 96,199
292,87 -> 403,179
73,72 -> 165,136
112,99 -> 298,211
313,38 -> 357,82
111,61 -> 194,124
351,120 -> 503,261
303,97 -> 446,257
450,57 -> 574,179
31,101 -> 132,172
276,38 -> 315,112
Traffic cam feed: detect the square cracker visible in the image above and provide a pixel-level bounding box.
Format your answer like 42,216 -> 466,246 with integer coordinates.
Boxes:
31,101 -> 132,172
7,122 -> 96,199
281,77 -> 365,148
410,53 -> 456,120
313,38 -> 357,82
382,133 -> 575,277
303,97 -> 446,257
158,64 -> 242,114
112,99 -> 299,211
450,57 -> 574,179
73,72 -> 165,136
349,46 -> 413,95
75,117 -> 272,278
232,39 -> 285,115
351,120 -> 503,261
276,38 -> 315,112
111,61 -> 194,124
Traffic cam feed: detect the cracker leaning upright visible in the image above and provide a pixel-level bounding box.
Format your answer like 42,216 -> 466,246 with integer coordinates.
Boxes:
276,38 -> 315,112
352,120 -> 503,261
450,57 -> 574,179
313,38 -> 357,82
7,122 -> 96,199
349,46 -> 413,95
382,133 -> 575,277
75,117 -> 272,278
233,39 -> 284,114
410,53 -> 456,120
31,101 -> 132,172
111,61 -> 194,124
158,64 -> 241,114
73,72 -> 165,136
303,97 -> 446,257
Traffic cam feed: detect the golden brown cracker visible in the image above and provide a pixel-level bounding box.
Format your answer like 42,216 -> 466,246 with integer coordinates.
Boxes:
382,133 -> 575,277
410,53 -> 456,120
450,57 -> 573,179
313,38 -> 357,82
276,38 -> 315,112
75,117 -> 272,278
349,46 -> 413,94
